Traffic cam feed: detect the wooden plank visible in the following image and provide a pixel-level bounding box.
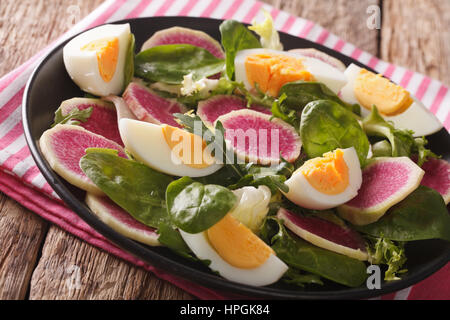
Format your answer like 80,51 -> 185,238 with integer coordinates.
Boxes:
0,0 -> 104,76
263,0 -> 380,55
0,0 -> 192,300
381,0 -> 450,86
29,226 -> 193,300
0,195 -> 48,299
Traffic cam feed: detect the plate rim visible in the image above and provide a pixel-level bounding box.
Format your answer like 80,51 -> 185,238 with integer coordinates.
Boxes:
22,16 -> 450,300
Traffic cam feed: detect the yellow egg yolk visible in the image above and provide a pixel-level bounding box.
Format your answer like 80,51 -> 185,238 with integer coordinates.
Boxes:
245,53 -> 315,97
81,37 -> 119,82
300,149 -> 349,195
162,125 -> 214,169
354,69 -> 414,116
207,214 -> 274,269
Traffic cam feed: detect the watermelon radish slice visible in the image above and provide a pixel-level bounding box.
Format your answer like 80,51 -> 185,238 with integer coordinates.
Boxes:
40,124 -> 127,195
85,193 -> 159,246
197,95 -> 272,127
338,157 -> 425,226
277,208 -> 368,261
217,109 -> 301,164
141,26 -> 225,59
288,48 -> 346,72
57,98 -> 123,146
123,82 -> 187,128
419,157 -> 450,204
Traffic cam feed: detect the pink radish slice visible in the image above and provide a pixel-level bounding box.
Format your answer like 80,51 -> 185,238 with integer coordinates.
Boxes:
419,157 -> 450,204
288,48 -> 346,72
86,193 -> 159,246
217,109 -> 301,165
58,98 -> 123,146
40,124 -> 126,195
141,26 -> 225,59
338,157 -> 425,226
123,82 -> 186,128
197,95 -> 272,127
277,208 -> 368,261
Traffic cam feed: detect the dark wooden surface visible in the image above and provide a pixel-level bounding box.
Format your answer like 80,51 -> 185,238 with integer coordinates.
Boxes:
0,0 -> 448,300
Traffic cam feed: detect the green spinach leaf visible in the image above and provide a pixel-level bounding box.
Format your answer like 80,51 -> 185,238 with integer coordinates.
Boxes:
157,222 -> 195,259
279,81 -> 361,115
355,186 -> 450,241
282,268 -> 324,287
166,177 -> 237,234
300,100 -> 370,165
260,217 -> 368,287
123,33 -> 135,91
135,44 -> 225,84
219,20 -> 261,80
80,151 -> 173,228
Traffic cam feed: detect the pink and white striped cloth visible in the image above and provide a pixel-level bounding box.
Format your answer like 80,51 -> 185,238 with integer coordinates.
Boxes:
0,0 -> 448,300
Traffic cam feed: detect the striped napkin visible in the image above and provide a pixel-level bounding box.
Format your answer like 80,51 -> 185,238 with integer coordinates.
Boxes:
0,0 -> 448,300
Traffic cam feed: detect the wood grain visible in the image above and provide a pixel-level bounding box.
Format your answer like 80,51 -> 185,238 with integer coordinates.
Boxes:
29,226 -> 193,300
381,0 -> 450,86
0,0 -> 103,76
263,0 -> 380,55
0,195 -> 48,299
0,0 -> 448,300
0,0 -> 193,300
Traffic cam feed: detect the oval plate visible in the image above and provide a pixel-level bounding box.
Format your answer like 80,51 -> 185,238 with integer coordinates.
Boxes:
22,17 -> 450,299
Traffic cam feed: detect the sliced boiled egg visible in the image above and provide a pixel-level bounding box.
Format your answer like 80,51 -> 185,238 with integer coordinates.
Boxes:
63,23 -> 132,96
179,213 -> 288,286
119,118 -> 223,177
283,147 -> 362,210
340,64 -> 443,137
234,48 -> 347,97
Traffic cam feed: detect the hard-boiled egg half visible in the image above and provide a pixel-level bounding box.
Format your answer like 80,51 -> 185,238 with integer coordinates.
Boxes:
179,213 -> 288,286
63,23 -> 132,96
340,64 -> 443,137
235,48 -> 347,97
283,147 -> 362,210
119,118 -> 223,177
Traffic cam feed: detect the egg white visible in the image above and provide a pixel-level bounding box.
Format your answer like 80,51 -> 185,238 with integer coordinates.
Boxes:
119,118 -> 223,177
179,229 -> 288,287
63,23 -> 131,97
234,48 -> 348,95
340,64 -> 443,137
283,147 -> 363,210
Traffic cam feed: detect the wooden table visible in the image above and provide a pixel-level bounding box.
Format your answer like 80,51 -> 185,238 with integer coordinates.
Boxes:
0,0 -> 448,300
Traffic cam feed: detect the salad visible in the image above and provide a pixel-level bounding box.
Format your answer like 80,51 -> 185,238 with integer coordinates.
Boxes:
39,13 -> 450,289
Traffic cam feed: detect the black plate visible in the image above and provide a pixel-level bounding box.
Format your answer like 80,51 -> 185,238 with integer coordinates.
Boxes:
22,17 -> 450,299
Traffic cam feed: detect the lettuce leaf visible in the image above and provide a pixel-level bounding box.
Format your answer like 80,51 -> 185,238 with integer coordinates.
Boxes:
248,9 -> 283,50
362,106 -> 437,166
366,236 -> 407,281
